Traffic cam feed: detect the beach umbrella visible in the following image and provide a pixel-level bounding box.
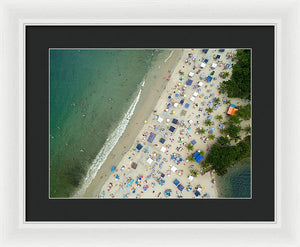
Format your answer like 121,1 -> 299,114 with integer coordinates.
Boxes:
200,73 -> 206,79
111,166 -> 115,172
144,120 -> 148,123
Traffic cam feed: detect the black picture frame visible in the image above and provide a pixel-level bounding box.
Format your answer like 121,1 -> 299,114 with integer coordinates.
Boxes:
26,26 -> 274,221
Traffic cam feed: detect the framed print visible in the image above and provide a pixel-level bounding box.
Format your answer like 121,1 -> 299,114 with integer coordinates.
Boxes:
0,0 -> 300,246
26,25 -> 273,221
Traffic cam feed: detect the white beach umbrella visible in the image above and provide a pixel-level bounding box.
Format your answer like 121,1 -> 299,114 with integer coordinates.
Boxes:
198,81 -> 204,87
147,158 -> 153,164
171,166 -> 178,172
188,72 -> 194,77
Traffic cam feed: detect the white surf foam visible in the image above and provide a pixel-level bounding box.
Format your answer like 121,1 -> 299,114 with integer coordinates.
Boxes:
164,50 -> 174,63
74,86 -> 143,197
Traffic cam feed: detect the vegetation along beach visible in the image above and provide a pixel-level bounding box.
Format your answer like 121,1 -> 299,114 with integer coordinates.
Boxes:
49,48 -> 251,199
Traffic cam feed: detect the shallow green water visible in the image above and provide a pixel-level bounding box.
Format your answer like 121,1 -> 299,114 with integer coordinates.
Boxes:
216,158 -> 251,198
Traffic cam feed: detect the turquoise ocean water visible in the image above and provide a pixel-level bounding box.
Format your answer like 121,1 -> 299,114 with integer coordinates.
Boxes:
49,49 -> 161,197
216,158 -> 251,198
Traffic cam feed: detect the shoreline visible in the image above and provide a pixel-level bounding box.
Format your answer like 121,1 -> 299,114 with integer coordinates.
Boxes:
216,157 -> 251,198
74,48 -> 250,199
78,50 -> 184,197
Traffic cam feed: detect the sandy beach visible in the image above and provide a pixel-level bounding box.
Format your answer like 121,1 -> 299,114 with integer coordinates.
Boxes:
77,48 -> 250,199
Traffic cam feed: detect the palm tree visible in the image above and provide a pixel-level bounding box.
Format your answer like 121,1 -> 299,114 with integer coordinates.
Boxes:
205,119 -> 212,126
201,162 -> 209,169
216,114 -> 223,121
206,107 -> 213,114
229,115 -> 242,125
186,143 -> 194,151
244,125 -> 251,135
199,150 -> 205,156
213,97 -> 220,104
225,99 -> 231,105
223,72 -> 230,78
208,134 -> 215,140
196,127 -> 206,135
187,154 -> 195,162
234,136 -> 241,142
190,169 -> 199,177
219,84 -> 226,92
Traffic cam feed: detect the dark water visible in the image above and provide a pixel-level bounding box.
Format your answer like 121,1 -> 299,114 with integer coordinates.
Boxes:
216,158 -> 251,198
49,49 -> 158,197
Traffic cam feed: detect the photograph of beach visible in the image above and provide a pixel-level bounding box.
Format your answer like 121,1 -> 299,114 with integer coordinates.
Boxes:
49,48 -> 251,199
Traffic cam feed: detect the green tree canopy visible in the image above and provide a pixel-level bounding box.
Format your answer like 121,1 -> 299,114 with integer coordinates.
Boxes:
217,136 -> 231,146
244,125 -> 251,135
205,119 -> 212,126
216,114 -> 223,121
208,134 -> 215,140
221,49 -> 251,99
190,169 -> 199,177
205,136 -> 251,176
206,107 -> 213,114
225,99 -> 231,105
237,103 -> 251,120
196,127 -> 206,135
187,154 -> 195,162
186,143 -> 194,151
222,123 -> 241,142
213,97 -> 220,104
226,115 -> 242,125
